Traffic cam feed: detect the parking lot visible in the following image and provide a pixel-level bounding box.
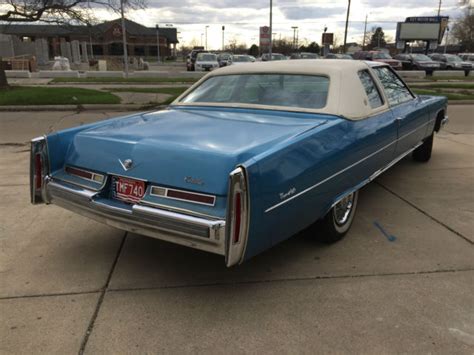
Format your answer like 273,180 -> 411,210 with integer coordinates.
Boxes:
0,106 -> 473,353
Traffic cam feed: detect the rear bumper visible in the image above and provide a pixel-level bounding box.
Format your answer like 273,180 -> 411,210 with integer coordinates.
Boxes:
45,178 -> 227,256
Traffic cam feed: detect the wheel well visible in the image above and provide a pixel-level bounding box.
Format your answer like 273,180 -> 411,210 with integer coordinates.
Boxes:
434,110 -> 445,132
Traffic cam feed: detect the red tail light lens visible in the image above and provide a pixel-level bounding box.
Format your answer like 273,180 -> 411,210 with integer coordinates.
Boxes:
233,192 -> 242,244
35,153 -> 42,189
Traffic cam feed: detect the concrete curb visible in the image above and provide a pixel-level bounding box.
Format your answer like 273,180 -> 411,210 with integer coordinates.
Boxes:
0,104 -> 166,112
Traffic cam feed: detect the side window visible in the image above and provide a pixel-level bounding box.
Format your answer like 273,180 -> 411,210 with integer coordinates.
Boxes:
373,67 -> 414,106
358,70 -> 383,109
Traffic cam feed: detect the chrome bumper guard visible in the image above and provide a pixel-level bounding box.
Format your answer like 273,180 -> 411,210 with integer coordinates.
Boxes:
46,179 -> 226,255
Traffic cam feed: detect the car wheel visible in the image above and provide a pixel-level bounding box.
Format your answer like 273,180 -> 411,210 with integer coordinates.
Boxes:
317,190 -> 359,243
413,134 -> 433,162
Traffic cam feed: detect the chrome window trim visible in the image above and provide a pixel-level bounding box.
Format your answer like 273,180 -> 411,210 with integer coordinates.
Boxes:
150,185 -> 216,207
265,119 -> 435,213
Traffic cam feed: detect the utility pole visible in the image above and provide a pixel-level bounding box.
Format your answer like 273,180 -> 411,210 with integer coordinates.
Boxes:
205,25 -> 209,50
343,0 -> 351,53
437,0 -> 442,16
291,26 -> 298,50
156,24 -> 160,63
222,25 -> 225,51
120,0 -> 129,77
269,0 -> 273,60
362,14 -> 368,50
444,25 -> 449,53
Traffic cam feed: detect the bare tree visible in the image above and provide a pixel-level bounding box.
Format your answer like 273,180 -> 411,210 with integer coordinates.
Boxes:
0,0 -> 145,88
0,0 -> 145,23
452,8 -> 474,52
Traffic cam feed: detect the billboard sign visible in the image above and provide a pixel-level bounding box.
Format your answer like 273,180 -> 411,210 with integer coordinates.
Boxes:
396,16 -> 449,44
259,26 -> 271,50
321,33 -> 334,45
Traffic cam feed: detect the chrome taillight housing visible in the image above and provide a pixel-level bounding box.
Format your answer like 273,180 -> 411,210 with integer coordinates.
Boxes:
30,136 -> 50,204
225,166 -> 250,267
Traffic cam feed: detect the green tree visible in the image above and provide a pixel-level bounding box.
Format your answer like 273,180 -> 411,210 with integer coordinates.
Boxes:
369,27 -> 386,49
248,44 -> 259,57
452,9 -> 474,52
299,41 -> 320,54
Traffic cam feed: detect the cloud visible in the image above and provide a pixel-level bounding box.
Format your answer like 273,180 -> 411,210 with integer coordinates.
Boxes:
280,5 -> 347,20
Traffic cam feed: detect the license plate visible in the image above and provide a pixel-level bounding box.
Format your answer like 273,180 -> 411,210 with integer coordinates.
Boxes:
113,176 -> 146,203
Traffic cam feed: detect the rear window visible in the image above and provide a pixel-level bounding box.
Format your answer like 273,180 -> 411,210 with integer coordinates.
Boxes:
179,74 -> 329,110
197,53 -> 217,61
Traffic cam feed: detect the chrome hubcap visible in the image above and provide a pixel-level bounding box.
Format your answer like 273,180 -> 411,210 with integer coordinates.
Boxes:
333,193 -> 354,226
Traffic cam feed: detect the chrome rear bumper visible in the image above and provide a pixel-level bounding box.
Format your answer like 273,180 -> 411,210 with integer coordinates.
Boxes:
45,179 -> 226,255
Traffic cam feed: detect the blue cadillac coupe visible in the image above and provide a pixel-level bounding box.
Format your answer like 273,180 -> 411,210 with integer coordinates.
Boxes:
30,60 -> 448,266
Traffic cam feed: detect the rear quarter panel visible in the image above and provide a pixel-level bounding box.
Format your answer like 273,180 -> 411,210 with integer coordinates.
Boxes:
241,110 -> 398,261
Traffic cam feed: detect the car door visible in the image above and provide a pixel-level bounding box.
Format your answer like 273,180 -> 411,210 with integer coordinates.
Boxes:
372,66 -> 429,157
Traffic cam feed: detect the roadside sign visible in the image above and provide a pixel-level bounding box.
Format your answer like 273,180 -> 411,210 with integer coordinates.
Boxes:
322,33 -> 334,45
260,26 -> 270,50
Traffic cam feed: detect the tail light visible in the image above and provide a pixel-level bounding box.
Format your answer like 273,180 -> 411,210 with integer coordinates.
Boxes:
65,166 -> 105,184
150,186 -> 216,206
226,167 -> 249,267
30,136 -> 50,204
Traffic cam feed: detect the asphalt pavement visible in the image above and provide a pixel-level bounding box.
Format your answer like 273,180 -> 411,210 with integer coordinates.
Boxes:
0,106 -> 473,354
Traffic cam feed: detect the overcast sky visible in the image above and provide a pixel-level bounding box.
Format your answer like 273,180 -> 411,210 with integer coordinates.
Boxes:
97,0 -> 470,48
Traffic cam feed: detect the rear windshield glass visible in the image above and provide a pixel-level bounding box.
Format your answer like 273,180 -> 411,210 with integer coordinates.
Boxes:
179,74 -> 330,109
197,53 -> 217,61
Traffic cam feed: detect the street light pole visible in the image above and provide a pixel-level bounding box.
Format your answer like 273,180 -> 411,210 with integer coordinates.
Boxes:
201,33 -> 204,47
343,0 -> 351,53
437,0 -> 442,16
205,25 -> 209,50
269,0 -> 273,60
362,14 -> 368,50
291,26 -> 298,50
120,0 -> 129,77
156,24 -> 160,63
222,25 -> 225,51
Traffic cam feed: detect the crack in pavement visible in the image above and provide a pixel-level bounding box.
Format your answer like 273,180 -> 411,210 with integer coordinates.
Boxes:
376,181 -> 473,245
1,268 -> 473,302
78,231 -> 128,355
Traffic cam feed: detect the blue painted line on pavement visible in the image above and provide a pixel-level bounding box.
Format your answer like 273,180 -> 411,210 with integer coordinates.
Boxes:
373,221 -> 397,242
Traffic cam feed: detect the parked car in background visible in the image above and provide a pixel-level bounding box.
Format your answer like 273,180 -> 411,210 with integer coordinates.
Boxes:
429,53 -> 472,71
324,53 -> 353,59
194,53 -> 219,71
353,51 -> 401,69
369,51 -> 402,69
217,53 -> 232,67
394,53 -> 440,74
290,52 -> 320,59
31,60 -> 448,267
261,53 -> 288,61
186,49 -> 208,71
229,55 -> 255,65
458,53 -> 474,63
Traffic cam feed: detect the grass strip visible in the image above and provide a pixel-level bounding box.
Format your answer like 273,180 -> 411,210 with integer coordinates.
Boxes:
411,83 -> 474,90
0,86 -> 120,105
51,77 -> 199,84
412,88 -> 474,100
107,87 -> 189,95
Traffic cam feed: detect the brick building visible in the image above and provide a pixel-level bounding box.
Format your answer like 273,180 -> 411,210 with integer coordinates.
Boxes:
0,18 -> 178,62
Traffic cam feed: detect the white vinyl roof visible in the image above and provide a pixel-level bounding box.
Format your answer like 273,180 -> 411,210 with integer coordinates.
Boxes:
173,59 -> 390,120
